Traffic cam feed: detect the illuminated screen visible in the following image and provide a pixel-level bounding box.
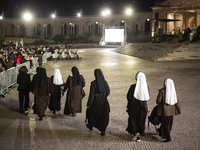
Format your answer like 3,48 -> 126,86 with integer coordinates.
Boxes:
105,29 -> 124,42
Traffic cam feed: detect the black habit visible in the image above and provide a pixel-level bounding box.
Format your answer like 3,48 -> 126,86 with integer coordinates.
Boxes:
31,68 -> 54,118
48,75 -> 63,112
126,84 -> 148,136
86,69 -> 110,132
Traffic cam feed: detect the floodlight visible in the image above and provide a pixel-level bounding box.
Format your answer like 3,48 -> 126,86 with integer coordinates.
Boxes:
23,13 -> 32,21
126,8 -> 132,15
52,14 -> 56,18
77,13 -> 81,17
0,16 -> 3,20
102,9 -> 110,16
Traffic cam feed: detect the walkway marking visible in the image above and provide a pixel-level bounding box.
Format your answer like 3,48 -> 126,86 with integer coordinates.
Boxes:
29,118 -> 36,150
47,117 -> 64,150
21,123 -> 24,150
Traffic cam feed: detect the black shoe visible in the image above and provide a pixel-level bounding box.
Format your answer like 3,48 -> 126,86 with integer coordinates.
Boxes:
86,124 -> 93,131
53,110 -> 56,114
72,112 -> 76,117
101,131 -> 105,136
137,137 -> 141,142
164,139 -> 171,142
39,117 -> 43,121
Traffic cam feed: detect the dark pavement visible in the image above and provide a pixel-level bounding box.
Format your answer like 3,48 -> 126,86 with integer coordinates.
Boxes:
0,48 -> 200,150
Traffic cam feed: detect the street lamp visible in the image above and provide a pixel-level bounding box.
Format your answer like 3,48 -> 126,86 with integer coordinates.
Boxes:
23,12 -> 32,21
126,8 -> 132,15
102,9 -> 110,16
51,14 -> 56,18
77,13 -> 81,17
0,16 -> 3,20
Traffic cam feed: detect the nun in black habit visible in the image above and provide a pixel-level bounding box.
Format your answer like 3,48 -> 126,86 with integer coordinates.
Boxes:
126,72 -> 150,142
86,69 -> 110,136
49,69 -> 64,114
31,68 -> 54,120
31,67 -> 41,114
63,66 -> 85,117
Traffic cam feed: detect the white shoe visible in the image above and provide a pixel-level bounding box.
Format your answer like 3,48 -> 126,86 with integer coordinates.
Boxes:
132,133 -> 140,141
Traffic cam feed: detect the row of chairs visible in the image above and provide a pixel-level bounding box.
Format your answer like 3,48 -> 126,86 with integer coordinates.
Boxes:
49,49 -> 82,60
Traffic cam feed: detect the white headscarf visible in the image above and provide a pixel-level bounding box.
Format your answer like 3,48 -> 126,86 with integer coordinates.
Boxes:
53,69 -> 64,85
134,72 -> 150,101
165,78 -> 177,105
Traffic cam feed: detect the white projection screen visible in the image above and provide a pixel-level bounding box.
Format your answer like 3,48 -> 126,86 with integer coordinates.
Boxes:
105,29 -> 124,42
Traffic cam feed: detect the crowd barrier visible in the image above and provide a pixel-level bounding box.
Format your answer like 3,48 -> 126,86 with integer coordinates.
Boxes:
0,50 -> 81,103
0,58 -> 37,103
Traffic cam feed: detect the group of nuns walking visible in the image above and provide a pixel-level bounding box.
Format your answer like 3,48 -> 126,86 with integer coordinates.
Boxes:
17,66 -> 181,142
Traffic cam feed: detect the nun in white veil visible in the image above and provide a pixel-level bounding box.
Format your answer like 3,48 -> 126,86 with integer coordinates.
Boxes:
49,69 -> 64,114
156,78 -> 181,142
126,71 -> 150,142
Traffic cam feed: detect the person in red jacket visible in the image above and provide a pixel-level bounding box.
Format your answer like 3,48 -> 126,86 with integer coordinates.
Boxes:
14,55 -> 22,66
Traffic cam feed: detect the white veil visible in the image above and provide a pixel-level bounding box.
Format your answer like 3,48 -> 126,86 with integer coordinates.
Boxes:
134,72 -> 150,101
165,78 -> 177,105
53,69 -> 64,85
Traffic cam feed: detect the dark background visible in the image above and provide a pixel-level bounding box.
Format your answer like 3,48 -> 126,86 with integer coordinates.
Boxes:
0,0 -> 157,18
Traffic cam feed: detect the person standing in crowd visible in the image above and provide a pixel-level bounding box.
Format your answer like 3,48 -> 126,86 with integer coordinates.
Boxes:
14,54 -> 22,66
17,66 -> 32,113
86,69 -> 110,136
31,67 -> 41,114
31,68 -> 54,120
63,66 -> 85,117
49,69 -> 64,114
126,71 -> 150,142
4,58 -> 13,70
156,78 -> 181,142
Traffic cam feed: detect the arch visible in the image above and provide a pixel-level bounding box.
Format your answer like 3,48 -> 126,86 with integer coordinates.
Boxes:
47,24 -> 51,36
61,22 -> 67,36
110,20 -> 118,26
36,24 -> 41,36
84,21 -> 92,35
10,24 -> 15,36
95,21 -> 102,35
189,17 -> 195,28
145,20 -> 150,32
19,24 -> 25,37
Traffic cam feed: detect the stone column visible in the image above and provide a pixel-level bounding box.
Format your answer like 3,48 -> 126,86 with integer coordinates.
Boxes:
195,10 -> 197,28
174,12 -> 176,32
151,10 -> 155,36
185,10 -> 187,29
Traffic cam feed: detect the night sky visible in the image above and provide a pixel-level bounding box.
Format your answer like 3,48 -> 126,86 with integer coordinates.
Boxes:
0,0 -> 158,18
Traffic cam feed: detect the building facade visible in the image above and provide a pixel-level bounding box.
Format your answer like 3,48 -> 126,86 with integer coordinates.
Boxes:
151,0 -> 200,36
0,12 -> 151,44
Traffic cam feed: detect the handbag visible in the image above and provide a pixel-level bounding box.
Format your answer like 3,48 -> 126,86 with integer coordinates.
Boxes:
81,88 -> 86,98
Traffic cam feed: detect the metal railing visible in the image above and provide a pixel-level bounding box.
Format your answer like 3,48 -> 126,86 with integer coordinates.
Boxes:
0,58 -> 38,103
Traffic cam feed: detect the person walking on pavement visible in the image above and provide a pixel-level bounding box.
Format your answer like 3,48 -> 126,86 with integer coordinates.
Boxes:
86,69 -> 110,136
126,71 -> 150,142
156,78 -> 181,142
63,66 -> 85,117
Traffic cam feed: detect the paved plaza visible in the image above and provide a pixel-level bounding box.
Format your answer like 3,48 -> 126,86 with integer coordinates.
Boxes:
0,47 -> 200,150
